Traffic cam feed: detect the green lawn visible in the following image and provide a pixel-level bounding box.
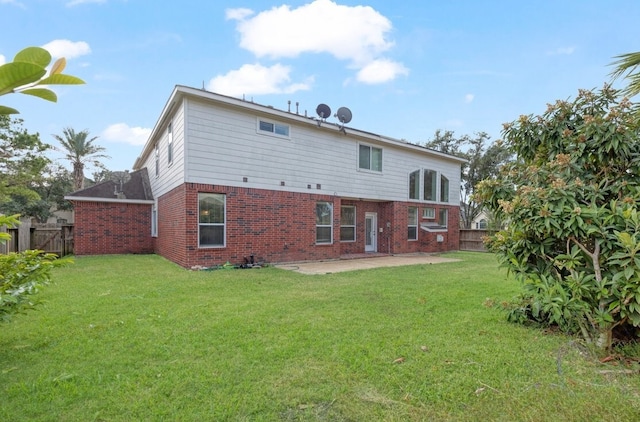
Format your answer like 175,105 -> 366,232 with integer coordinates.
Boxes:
1,252 -> 639,421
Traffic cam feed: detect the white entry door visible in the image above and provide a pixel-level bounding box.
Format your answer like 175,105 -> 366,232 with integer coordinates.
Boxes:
365,212 -> 378,252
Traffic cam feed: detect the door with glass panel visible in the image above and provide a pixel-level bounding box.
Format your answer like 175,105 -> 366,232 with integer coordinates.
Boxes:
365,212 -> 377,252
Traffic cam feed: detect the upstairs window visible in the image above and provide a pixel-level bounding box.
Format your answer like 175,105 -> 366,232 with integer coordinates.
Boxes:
258,119 -> 290,137
424,169 -> 437,201
167,122 -> 173,165
340,205 -> 356,242
154,143 -> 159,177
409,170 -> 420,200
358,144 -> 382,172
440,175 -> 449,202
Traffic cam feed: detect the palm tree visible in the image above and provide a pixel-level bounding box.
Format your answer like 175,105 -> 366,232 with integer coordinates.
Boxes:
53,127 -> 109,191
610,51 -> 640,98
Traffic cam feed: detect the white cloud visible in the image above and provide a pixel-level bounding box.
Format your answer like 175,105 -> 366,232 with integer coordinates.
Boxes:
225,7 -> 253,21
102,123 -> 151,146
0,54 -> 5,65
42,39 -> 91,59
464,94 -> 474,103
66,0 -> 107,6
226,0 -> 405,83
356,59 -> 409,84
208,63 -> 313,96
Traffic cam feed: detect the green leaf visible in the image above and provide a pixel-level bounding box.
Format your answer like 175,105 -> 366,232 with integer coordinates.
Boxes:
38,74 -> 85,86
13,47 -> 52,68
19,88 -> 57,102
0,62 -> 47,95
0,105 -> 20,114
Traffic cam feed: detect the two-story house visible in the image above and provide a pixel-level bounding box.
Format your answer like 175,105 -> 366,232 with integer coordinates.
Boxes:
68,85 -> 465,268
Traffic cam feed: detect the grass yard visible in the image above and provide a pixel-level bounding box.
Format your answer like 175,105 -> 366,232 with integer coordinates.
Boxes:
1,251 -> 640,421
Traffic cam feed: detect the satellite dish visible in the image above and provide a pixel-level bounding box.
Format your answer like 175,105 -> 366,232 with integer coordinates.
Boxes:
335,107 -> 352,124
316,103 -> 331,119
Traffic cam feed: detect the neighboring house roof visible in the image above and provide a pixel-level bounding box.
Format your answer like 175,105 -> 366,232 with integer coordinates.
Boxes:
65,168 -> 154,204
133,85 -> 468,170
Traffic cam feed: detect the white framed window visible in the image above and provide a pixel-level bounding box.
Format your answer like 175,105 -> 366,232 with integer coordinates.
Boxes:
340,205 -> 356,242
257,118 -> 290,138
167,122 -> 173,165
409,170 -> 420,200
408,206 -> 418,241
316,202 -> 333,244
438,208 -> 448,228
424,169 -> 437,201
358,144 -> 382,172
477,219 -> 487,229
151,203 -> 157,237
440,175 -> 449,202
199,193 -> 226,247
154,143 -> 159,177
423,207 -> 435,219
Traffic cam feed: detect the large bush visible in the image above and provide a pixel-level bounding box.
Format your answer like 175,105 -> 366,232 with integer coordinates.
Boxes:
0,215 -> 69,321
477,85 -> 640,350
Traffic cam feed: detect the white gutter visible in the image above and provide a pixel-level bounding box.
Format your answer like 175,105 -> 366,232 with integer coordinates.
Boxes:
64,196 -> 155,205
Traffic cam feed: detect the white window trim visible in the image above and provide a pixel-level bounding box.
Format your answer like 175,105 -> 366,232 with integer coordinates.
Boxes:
340,205 -> 356,243
408,206 -> 418,241
154,143 -> 159,178
316,202 -> 333,245
357,143 -> 383,173
151,202 -> 158,237
198,193 -> 226,248
422,207 -> 435,219
256,117 -> 290,139
167,121 -> 173,166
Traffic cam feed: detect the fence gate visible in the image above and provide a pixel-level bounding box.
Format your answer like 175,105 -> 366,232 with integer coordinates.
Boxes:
29,225 -> 74,256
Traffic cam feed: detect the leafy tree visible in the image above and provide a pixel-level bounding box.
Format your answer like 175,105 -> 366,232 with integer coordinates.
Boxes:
0,115 -> 50,205
0,46 -> 84,115
53,127 -> 109,191
0,46 -> 79,322
0,164 -> 74,222
476,84 -> 640,350
423,130 -> 512,229
610,51 -> 640,100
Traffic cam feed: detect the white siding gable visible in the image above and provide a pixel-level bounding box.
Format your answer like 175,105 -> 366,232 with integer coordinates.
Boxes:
135,86 -> 465,204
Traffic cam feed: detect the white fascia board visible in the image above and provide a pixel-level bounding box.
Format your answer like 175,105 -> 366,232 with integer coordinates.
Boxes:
64,196 -> 155,205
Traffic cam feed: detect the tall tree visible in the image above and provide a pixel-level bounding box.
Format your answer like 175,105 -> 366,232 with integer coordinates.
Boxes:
0,115 -> 50,204
610,51 -> 640,99
53,128 -> 109,191
476,85 -> 640,350
423,130 -> 512,229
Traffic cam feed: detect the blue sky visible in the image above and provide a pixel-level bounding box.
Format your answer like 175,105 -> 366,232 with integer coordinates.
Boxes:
1,0 -> 639,173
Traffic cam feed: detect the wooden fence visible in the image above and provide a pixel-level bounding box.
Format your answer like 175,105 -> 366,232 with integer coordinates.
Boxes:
459,229 -> 492,252
0,220 -> 74,256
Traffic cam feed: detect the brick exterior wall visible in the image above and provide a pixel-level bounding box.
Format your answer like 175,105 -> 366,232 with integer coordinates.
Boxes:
156,183 -> 461,268
72,201 -> 153,255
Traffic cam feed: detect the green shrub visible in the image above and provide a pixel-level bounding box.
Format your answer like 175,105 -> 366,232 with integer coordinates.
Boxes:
0,214 -> 70,321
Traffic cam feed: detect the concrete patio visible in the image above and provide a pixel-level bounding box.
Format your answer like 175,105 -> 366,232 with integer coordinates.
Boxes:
275,253 -> 459,275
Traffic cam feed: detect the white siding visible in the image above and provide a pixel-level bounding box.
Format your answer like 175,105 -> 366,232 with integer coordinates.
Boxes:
183,98 -> 461,203
143,101 -> 186,198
